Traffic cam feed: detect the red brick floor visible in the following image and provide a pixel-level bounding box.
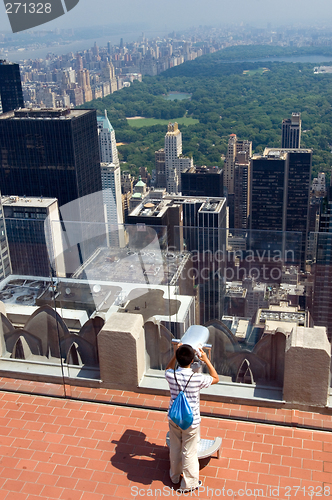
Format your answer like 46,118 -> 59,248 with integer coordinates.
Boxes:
1,390 -> 332,499
1,377 -> 332,430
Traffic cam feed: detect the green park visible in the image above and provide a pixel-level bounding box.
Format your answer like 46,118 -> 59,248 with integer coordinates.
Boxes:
80,45 -> 332,179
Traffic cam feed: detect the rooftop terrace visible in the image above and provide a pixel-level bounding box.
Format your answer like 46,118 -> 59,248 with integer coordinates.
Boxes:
0,380 -> 332,500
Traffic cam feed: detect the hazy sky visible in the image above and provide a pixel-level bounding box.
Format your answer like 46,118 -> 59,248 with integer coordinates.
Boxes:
1,0 -> 332,33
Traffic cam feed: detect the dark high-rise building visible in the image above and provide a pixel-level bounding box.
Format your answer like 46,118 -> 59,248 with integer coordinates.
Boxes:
196,198 -> 227,324
2,196 -> 63,277
234,152 -> 250,230
312,182 -> 332,340
128,193 -> 227,323
250,151 -> 285,233
250,148 -> 312,267
282,113 -> 301,149
285,149 -> 312,234
127,196 -> 183,250
181,166 -> 223,197
0,108 -> 104,273
0,60 -> 24,113
0,108 -> 102,207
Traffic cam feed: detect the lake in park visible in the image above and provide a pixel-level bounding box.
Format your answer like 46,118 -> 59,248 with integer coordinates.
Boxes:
163,92 -> 192,101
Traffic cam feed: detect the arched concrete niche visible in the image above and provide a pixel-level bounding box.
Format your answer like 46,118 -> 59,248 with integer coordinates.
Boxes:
144,318 -> 173,370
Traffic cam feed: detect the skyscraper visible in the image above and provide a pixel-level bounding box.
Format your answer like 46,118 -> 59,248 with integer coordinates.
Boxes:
0,60 -> 24,114
77,69 -> 92,103
250,151 -> 286,233
224,134 -> 252,229
250,148 -> 312,267
155,148 -> 166,189
101,163 -> 125,248
2,196 -> 64,277
0,108 -> 102,207
224,134 -> 252,195
128,193 -> 227,323
102,62 -> 117,93
181,166 -> 223,197
97,112 -> 124,247
0,108 -> 104,272
312,181 -> 332,339
282,113 -> 301,149
165,122 -> 182,194
165,122 -> 193,194
234,152 -> 250,230
97,111 -> 119,166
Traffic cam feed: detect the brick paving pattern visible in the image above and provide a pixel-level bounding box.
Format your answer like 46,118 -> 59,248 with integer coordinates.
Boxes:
1,377 -> 332,430
0,389 -> 332,499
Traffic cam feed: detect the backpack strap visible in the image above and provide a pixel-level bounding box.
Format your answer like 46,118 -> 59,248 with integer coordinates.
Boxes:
174,366 -> 194,393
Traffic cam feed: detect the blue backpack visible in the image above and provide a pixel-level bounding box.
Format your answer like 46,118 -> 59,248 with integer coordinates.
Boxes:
169,369 -> 194,430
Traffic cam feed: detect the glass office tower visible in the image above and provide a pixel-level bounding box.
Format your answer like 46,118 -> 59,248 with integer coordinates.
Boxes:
0,108 -> 104,274
0,108 -> 101,207
0,60 -> 24,114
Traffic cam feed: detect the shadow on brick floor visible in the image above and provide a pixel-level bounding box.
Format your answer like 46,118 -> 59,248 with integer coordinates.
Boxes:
111,428 -> 214,489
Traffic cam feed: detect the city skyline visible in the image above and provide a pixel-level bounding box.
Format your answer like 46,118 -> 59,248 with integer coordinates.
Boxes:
0,9 -> 329,342
0,6 -> 331,500
2,0 -> 332,34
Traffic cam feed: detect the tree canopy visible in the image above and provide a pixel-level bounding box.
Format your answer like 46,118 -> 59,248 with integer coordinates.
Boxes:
79,45 -> 332,179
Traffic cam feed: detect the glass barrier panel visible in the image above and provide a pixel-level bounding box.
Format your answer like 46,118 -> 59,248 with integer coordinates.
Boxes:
0,217 -> 66,398
1,209 -> 331,401
171,225 -> 307,390
308,231 -> 332,386
47,218 -> 175,400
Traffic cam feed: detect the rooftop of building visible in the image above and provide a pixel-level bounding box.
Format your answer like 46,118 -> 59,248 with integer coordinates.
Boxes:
97,112 -> 114,131
263,147 -> 312,157
129,195 -> 226,218
131,192 -> 143,199
71,247 -> 191,288
0,59 -> 17,65
253,150 -> 288,160
135,177 -> 146,187
198,199 -> 225,213
248,282 -> 266,292
129,198 -> 173,218
100,163 -> 119,172
225,282 -> 247,298
0,108 -> 93,121
1,195 -> 58,209
183,165 -> 223,174
0,266 -> 193,329
164,194 -> 225,205
166,122 -> 181,136
256,303 -> 307,327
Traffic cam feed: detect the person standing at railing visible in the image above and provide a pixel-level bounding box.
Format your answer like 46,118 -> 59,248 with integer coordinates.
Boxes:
165,344 -> 219,492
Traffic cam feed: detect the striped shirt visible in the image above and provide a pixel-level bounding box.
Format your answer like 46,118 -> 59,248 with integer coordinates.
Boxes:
165,367 -> 213,428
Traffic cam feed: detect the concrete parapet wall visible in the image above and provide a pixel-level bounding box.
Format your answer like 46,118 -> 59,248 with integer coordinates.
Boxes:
283,326 -> 331,407
97,312 -> 145,389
